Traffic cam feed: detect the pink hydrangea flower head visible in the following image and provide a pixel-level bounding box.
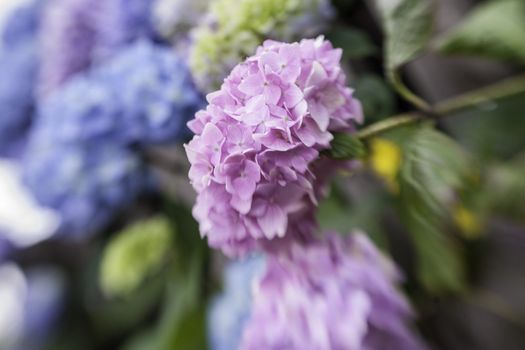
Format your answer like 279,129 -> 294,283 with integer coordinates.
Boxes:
185,37 -> 363,256
240,232 -> 427,350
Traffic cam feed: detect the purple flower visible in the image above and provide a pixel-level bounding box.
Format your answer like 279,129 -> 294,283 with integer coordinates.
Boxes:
38,0 -> 104,96
240,232 -> 426,350
38,0 -> 154,97
185,37 -> 363,256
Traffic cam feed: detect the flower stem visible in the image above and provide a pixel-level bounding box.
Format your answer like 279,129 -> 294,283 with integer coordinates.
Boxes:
356,73 -> 525,140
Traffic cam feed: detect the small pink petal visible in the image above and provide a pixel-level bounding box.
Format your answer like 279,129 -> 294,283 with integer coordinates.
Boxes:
257,205 -> 287,239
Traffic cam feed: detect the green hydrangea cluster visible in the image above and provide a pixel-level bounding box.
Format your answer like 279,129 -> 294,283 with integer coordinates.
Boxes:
189,0 -> 333,92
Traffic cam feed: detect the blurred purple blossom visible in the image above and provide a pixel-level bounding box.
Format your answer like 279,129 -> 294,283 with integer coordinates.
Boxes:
38,0 -> 154,97
241,232 -> 426,350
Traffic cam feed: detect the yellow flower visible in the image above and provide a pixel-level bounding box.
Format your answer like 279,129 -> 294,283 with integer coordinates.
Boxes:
369,138 -> 402,193
453,204 -> 482,238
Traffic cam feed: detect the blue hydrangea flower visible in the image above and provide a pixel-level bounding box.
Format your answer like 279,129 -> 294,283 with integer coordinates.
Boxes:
23,40 -> 202,237
1,0 -> 42,47
208,256 -> 265,350
0,44 -> 38,157
22,141 -> 147,237
95,0 -> 156,60
95,40 -> 205,144
0,0 -> 41,157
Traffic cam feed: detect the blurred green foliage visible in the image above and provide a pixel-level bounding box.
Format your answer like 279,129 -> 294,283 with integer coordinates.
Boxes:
438,0 -> 525,65
100,217 -> 173,297
394,127 -> 474,293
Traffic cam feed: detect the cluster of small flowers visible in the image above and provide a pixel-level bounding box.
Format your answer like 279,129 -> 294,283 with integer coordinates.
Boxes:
209,233 -> 426,350
38,0 -> 153,97
241,233 -> 425,350
189,0 -> 334,92
23,40 -> 203,236
186,37 -> 363,256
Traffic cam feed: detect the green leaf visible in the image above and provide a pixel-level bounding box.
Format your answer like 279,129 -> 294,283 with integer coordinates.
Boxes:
443,92 -> 525,161
317,184 -> 389,249
327,26 -> 378,60
328,133 -> 367,159
157,200 -> 209,350
375,0 -> 434,109
100,217 -> 173,297
156,256 -> 207,350
378,0 -> 434,69
478,153 -> 525,224
437,0 -> 525,65
354,74 -> 397,122
396,127 -> 473,293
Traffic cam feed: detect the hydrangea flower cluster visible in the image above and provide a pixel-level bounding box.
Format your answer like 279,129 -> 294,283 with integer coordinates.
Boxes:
186,37 -> 363,256
240,232 -> 426,350
95,40 -> 204,144
0,0 -> 41,156
95,0 -> 155,60
22,142 -> 146,237
23,40 -> 203,236
38,0 -> 105,96
189,0 -> 334,92
208,256 -> 265,350
38,0 -> 154,97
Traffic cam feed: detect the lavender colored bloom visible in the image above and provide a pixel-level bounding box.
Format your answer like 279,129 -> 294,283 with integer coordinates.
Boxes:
240,232 -> 426,350
185,37 -> 363,256
208,256 -> 265,350
0,0 -> 41,157
38,0 -> 104,96
38,0 -> 154,97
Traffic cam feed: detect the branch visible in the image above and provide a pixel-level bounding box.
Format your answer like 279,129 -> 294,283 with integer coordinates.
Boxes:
356,73 -> 525,140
